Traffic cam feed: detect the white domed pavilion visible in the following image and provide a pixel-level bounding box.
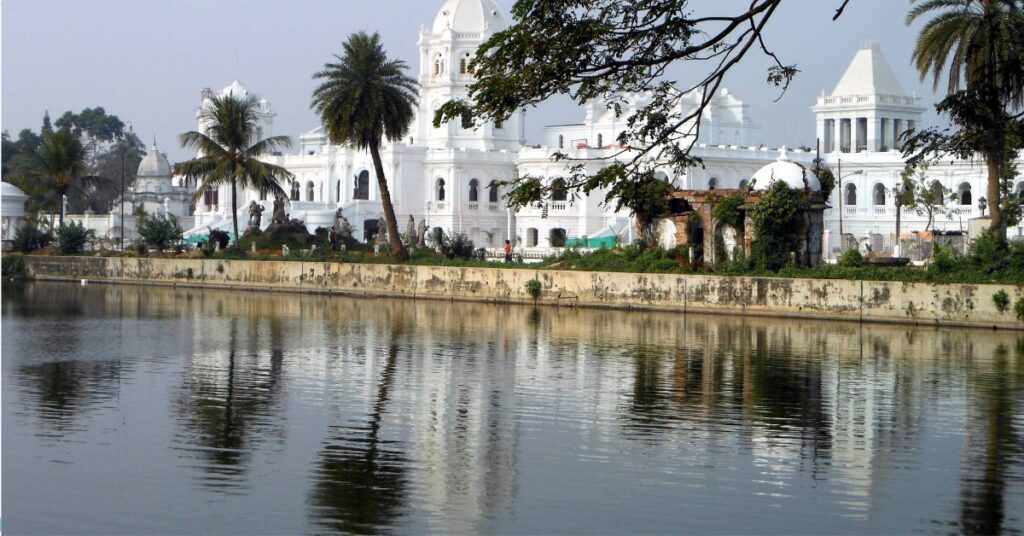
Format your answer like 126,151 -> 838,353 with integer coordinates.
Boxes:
751,148 -> 821,192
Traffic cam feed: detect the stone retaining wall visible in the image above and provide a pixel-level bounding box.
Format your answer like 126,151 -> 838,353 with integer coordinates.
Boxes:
21,256 -> 1023,330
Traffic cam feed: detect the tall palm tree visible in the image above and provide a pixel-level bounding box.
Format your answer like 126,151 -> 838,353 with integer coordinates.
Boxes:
33,128 -> 106,226
311,32 -> 418,260
174,94 -> 293,245
907,0 -> 1024,238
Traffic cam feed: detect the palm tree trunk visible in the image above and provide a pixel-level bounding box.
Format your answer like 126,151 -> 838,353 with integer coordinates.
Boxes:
231,178 -> 239,248
986,157 -> 1005,240
369,143 -> 408,261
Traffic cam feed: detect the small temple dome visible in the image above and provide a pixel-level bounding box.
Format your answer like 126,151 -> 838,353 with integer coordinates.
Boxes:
432,0 -> 508,34
137,141 -> 172,179
1,181 -> 27,198
751,147 -> 820,192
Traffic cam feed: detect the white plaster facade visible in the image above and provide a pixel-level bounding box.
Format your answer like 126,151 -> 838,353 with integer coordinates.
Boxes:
173,2 -> 1022,257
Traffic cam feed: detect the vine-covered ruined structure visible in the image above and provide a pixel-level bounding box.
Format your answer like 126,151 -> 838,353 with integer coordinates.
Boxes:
655,148 -> 828,267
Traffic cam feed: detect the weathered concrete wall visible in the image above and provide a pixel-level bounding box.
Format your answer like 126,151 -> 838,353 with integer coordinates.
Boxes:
21,256 -> 1024,330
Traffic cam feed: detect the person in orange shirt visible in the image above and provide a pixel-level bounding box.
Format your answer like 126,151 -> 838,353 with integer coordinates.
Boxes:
504,239 -> 513,263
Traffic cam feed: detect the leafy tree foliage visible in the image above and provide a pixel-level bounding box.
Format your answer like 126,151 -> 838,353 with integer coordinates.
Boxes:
138,213 -> 184,252
311,32 -> 418,261
751,182 -> 807,270
435,0 -> 852,215
12,218 -> 51,252
53,221 -> 94,254
32,129 -> 111,226
3,108 -> 141,216
900,166 -> 952,231
175,95 -> 293,245
713,194 -> 746,231
903,0 -> 1024,240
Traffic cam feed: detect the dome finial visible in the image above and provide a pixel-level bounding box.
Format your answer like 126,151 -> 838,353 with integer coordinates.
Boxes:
778,146 -> 790,162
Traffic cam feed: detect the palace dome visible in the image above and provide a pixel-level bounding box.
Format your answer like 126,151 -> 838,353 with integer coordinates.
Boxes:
219,80 -> 251,99
751,147 -> 820,192
432,0 -> 508,34
1,181 -> 27,198
137,141 -> 172,179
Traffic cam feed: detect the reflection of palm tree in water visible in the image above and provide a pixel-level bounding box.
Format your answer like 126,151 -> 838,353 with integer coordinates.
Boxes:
309,320 -> 409,534
958,343 -> 1023,535
175,318 -> 286,488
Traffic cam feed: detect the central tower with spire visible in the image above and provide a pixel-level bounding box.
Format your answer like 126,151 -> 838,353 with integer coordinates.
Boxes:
414,0 -> 524,151
812,41 -> 925,154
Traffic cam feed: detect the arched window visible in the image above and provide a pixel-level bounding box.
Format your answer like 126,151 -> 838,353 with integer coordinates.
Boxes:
495,119 -> 503,130
929,180 -> 945,206
1017,182 -> 1024,198
873,183 -> 886,205
488,181 -> 500,203
204,189 -> 219,207
958,182 -> 972,206
738,179 -> 748,190
354,170 -> 370,200
336,180 -> 341,201
259,187 -> 268,201
527,228 -> 539,247
597,133 -> 604,147
468,179 -> 479,202
550,228 -> 567,247
459,52 -> 471,74
708,177 -> 719,191
290,180 -> 300,201
306,181 -> 315,202
436,178 -> 446,201
845,183 -> 857,206
461,111 -> 473,129
558,135 -> 564,149
551,178 -> 568,202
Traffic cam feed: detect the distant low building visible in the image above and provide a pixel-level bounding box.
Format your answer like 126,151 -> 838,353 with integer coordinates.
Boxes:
2,181 -> 28,251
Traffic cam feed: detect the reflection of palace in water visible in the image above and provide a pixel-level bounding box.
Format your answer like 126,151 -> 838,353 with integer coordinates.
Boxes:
5,282 -> 1021,533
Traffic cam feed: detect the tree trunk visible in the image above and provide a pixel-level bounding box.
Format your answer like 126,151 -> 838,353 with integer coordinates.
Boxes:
369,143 -> 408,261
231,178 -> 239,248
986,157 -> 1005,240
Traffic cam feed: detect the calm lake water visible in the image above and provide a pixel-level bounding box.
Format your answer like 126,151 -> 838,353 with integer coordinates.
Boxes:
2,281 -> 1023,535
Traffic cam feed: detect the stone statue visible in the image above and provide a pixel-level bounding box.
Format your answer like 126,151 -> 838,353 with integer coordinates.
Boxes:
333,208 -> 345,230
721,225 -> 738,262
271,196 -> 287,225
247,201 -> 264,229
376,216 -> 388,246
417,218 -> 428,248
406,215 -> 417,247
339,216 -> 352,242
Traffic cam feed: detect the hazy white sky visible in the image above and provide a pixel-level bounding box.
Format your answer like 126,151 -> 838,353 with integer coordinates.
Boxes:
2,0 -> 939,162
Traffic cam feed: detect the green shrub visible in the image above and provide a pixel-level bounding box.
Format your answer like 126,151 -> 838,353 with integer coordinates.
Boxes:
2,253 -> 26,278
207,230 -> 231,252
751,182 -> 806,271
13,220 -> 51,252
438,231 -> 475,260
713,194 -> 745,231
138,214 -> 183,252
838,249 -> 865,268
525,279 -> 542,300
53,221 -> 94,254
1015,297 -> 1024,321
930,242 -> 956,274
993,290 -> 1010,313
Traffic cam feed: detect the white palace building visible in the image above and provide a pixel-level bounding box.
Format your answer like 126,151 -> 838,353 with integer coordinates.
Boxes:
169,0 -> 1022,258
